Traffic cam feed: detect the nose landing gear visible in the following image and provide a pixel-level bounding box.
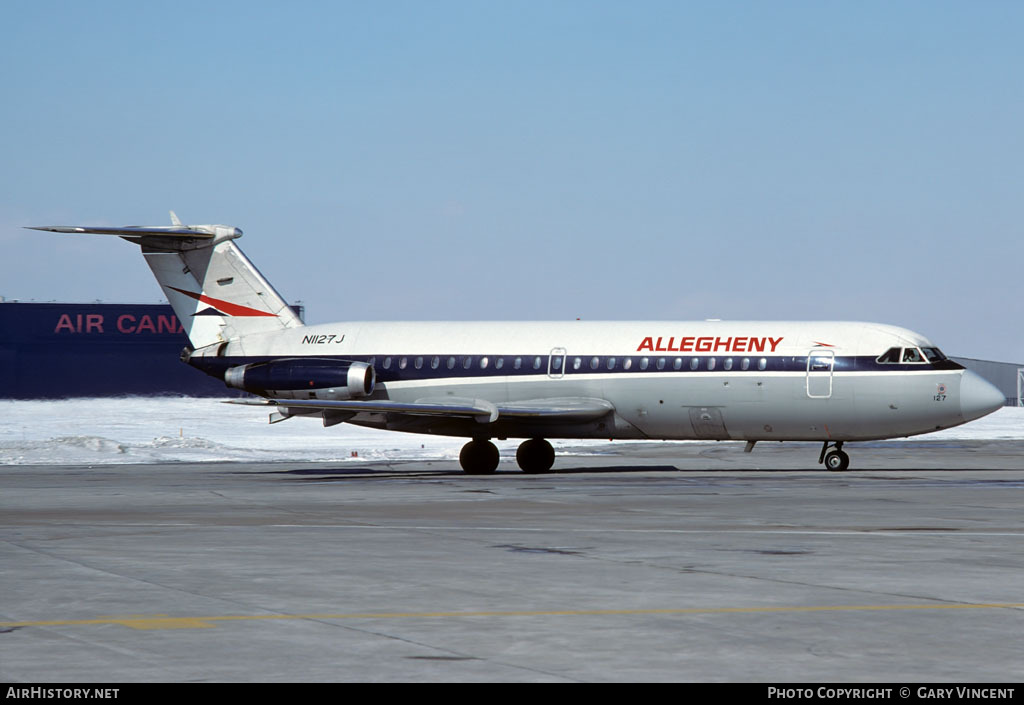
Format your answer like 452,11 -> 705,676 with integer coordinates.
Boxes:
819,441 -> 850,472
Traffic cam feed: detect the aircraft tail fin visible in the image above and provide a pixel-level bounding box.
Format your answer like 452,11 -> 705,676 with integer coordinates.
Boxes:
29,215 -> 304,350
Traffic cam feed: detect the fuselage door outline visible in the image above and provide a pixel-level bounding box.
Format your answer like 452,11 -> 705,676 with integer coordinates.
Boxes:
548,347 -> 567,379
806,349 -> 835,399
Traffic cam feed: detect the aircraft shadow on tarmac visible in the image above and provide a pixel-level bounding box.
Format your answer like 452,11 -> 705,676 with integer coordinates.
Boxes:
251,464 -> 1023,481
262,464 -> 687,480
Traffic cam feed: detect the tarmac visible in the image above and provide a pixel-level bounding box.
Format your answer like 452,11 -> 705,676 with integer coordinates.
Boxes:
2,439 -> 1024,683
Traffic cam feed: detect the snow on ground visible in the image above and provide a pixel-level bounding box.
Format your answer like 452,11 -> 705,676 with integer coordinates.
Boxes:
0,397 -> 606,465
0,398 -> 1021,465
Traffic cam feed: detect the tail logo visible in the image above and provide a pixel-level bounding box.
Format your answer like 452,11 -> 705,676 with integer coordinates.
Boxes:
169,286 -> 277,318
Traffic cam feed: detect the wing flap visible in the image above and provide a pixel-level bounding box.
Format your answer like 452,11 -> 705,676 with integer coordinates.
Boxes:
233,397 -> 499,423
496,397 -> 614,420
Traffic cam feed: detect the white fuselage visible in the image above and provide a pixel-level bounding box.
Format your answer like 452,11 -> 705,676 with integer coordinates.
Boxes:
199,319 -> 1000,443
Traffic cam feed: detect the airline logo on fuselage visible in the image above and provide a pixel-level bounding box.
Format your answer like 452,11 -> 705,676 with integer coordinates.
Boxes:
636,336 -> 784,353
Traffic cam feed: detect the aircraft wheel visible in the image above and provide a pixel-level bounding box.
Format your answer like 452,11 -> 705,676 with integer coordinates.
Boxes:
460,440 -> 499,474
516,438 -> 555,474
824,449 -> 850,472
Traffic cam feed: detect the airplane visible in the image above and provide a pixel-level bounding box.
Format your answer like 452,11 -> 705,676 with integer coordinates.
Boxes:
30,214 -> 1006,474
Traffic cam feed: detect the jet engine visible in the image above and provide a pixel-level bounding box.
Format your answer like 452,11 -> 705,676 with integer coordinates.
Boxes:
224,358 -> 375,400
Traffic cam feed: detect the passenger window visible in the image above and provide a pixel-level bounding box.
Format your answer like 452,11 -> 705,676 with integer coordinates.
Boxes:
551,356 -> 561,371
573,357 -> 582,370
533,356 -> 543,369
399,357 -> 408,369
514,357 -> 522,370
607,357 -> 616,370
464,356 -> 473,369
431,356 -> 440,369
707,357 -> 716,371
590,356 -> 600,370
640,357 -> 650,370
624,358 -> 633,370
690,357 -> 699,370
656,357 -> 666,370
724,358 -> 733,371
414,356 -> 423,369
758,358 -> 767,371
481,357 -> 489,369
447,356 -> 456,369
741,357 -> 750,370
673,358 -> 683,370
495,357 -> 505,369
383,356 -> 392,369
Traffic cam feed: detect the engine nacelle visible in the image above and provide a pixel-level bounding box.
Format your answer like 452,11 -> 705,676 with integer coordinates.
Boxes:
224,358 -> 375,400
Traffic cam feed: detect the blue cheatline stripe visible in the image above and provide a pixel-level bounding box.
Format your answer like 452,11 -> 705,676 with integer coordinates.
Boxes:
188,354 -> 962,384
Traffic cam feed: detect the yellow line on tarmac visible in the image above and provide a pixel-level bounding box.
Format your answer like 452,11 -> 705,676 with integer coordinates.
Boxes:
2,603 -> 1024,631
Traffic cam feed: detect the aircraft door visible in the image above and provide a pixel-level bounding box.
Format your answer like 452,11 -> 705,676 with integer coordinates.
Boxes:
806,349 -> 834,399
548,348 -> 567,379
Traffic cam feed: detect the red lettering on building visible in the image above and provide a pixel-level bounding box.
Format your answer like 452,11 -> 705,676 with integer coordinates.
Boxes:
55,311 -> 184,335
157,315 -> 182,334
54,313 -> 105,334
54,314 -> 76,334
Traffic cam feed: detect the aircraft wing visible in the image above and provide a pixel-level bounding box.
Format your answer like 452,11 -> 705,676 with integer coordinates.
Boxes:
231,396 -> 614,425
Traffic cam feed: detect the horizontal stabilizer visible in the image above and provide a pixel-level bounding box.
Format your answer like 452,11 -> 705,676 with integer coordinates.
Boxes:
32,213 -> 300,349
27,225 -> 216,238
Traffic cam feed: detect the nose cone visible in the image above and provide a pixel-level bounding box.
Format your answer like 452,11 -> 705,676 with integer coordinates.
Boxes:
960,370 -> 1005,422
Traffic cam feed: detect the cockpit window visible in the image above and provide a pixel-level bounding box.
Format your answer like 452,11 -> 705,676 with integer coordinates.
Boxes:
878,346 -> 937,364
877,347 -> 901,364
902,347 -> 925,363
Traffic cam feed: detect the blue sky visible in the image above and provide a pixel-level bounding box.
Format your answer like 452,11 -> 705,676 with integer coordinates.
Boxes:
2,1 -> 1021,360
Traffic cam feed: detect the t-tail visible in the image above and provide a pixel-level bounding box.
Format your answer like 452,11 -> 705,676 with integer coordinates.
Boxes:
28,212 -> 304,351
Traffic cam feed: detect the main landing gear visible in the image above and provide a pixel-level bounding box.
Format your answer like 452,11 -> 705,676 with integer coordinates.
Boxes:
459,439 -> 500,475
819,441 -> 850,472
459,438 -> 556,474
516,438 -> 556,474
